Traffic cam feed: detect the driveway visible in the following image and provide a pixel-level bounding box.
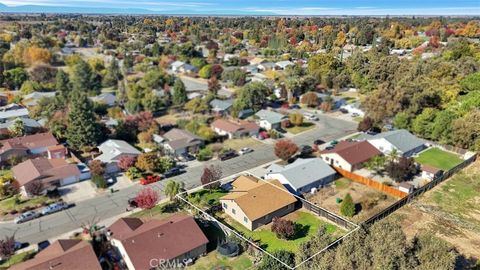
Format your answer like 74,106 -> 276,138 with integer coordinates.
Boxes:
58,180 -> 97,203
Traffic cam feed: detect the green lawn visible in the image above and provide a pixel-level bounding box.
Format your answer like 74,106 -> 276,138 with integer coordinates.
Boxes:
129,201 -> 184,219
190,251 -> 253,270
335,178 -> 351,189
286,122 -> 315,134
225,211 -> 341,252
415,148 -> 463,171
223,137 -> 260,151
0,251 -> 36,268
0,196 -> 50,213
188,189 -> 228,208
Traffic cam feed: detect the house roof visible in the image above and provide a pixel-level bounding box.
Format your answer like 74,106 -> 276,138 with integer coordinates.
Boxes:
368,129 -> 425,154
211,119 -> 259,134
109,214 -> 208,269
210,99 -> 233,111
22,92 -> 56,106
96,139 -> 141,163
0,104 -> 29,120
12,157 -> 81,187
0,132 -> 58,154
89,93 -> 116,106
0,117 -> 41,130
163,128 -> 203,150
266,158 -> 336,190
170,61 -> 185,68
421,164 -> 442,174
220,176 -> 297,221
255,109 -> 287,124
320,141 -> 382,165
275,60 -> 294,68
10,239 -> 101,270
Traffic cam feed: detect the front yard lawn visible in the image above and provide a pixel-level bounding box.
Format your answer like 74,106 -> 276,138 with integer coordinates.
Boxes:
223,211 -> 341,252
415,148 -> 463,171
0,196 -> 50,213
286,122 -> 315,134
0,250 -> 36,268
223,137 -> 260,151
187,189 -> 228,208
129,201 -> 185,220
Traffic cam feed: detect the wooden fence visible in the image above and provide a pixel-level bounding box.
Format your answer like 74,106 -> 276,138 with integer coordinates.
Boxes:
333,167 -> 408,198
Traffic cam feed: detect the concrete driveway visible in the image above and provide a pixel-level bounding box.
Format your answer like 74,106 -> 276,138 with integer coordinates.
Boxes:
59,180 -> 97,203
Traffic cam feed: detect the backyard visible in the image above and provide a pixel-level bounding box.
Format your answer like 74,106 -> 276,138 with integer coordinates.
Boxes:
305,178 -> 399,223
415,147 -> 464,171
221,210 -> 342,253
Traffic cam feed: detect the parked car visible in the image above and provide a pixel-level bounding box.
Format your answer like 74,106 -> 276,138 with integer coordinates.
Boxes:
238,148 -> 253,155
351,113 -> 360,117
330,140 -> 338,146
219,150 -> 238,161
314,139 -> 325,145
304,113 -> 319,121
127,198 -> 138,208
37,240 -> 50,252
339,108 -> 348,114
275,127 -> 287,134
41,202 -> 69,216
289,104 -> 301,110
179,153 -> 195,162
163,167 -> 186,178
14,211 -> 40,224
300,145 -> 313,156
139,175 -> 162,185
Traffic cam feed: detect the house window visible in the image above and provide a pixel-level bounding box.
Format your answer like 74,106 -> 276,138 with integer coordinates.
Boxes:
223,203 -> 227,209
244,217 -> 248,223
232,208 -> 236,214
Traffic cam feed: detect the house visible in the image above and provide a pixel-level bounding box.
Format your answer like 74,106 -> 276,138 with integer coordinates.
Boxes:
108,214 -> 208,270
255,109 -> 288,130
316,93 -> 346,110
180,76 -> 208,92
220,175 -> 297,230
10,239 -> 101,270
257,62 -> 276,71
421,165 -> 443,180
265,158 -> 336,194
238,108 -> 255,119
160,128 -> 204,156
170,61 -> 185,73
89,93 -> 117,107
22,92 -> 56,107
209,99 -> 233,116
211,119 -> 260,139
319,141 -> 382,172
0,117 -> 42,135
275,60 -> 294,70
0,132 -> 59,162
364,129 -> 426,157
13,157 -> 81,196
47,144 -> 68,159
96,140 -> 141,174
0,104 -> 29,123
249,57 -> 265,65
179,63 -> 199,74
241,64 -> 259,74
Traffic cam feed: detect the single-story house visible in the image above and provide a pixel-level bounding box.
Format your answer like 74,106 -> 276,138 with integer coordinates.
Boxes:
108,214 -> 208,270
10,239 -> 101,270
180,63 -> 199,74
22,92 -> 56,107
210,99 -> 233,116
316,93 -> 346,110
0,104 -> 29,123
89,93 -> 117,107
0,117 -> 42,135
241,65 -> 259,74
220,175 -> 297,230
13,157 -> 81,196
170,61 -> 186,73
211,119 -> 260,139
319,141 -> 382,172
364,129 -> 426,157
249,57 -> 265,65
421,165 -> 443,180
255,109 -> 288,130
180,77 -> 208,92
0,132 -> 59,162
160,128 -> 204,156
257,62 -> 276,71
265,158 -> 336,194
96,139 -> 141,174
275,60 -> 294,70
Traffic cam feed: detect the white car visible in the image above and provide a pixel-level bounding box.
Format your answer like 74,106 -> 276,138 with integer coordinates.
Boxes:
303,113 -> 319,121
14,211 -> 40,224
238,148 -> 254,155
41,202 -> 69,216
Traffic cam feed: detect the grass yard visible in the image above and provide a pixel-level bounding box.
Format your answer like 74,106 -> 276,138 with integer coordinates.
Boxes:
188,189 -> 228,208
224,211 -> 341,252
0,251 -> 36,268
0,196 -> 50,213
415,148 -> 463,171
190,251 -> 253,270
335,178 -> 351,189
223,137 -> 260,151
286,122 -> 315,134
129,201 -> 185,220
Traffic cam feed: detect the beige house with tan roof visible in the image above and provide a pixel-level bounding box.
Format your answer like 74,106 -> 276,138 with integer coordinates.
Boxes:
220,175 -> 297,230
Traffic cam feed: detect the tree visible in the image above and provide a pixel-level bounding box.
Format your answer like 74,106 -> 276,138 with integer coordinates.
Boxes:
340,193 -> 355,217
460,72 -> 480,94
92,175 -> 107,189
300,91 -> 319,107
451,110 -> 480,151
24,180 -> 44,196
364,155 -> 386,174
412,108 -> 438,139
208,77 -> 221,96
8,118 -> 25,137
55,69 -> 70,100
259,250 -> 295,270
136,153 -> 159,172
118,155 -> 137,171
274,139 -> 298,161
3,67 -> 27,90
172,78 -> 187,106
158,156 -> 174,173
232,82 -> 270,113
199,64 -> 212,79
271,217 -> 296,240
385,157 -> 417,182
66,91 -> 102,151
89,160 -> 105,176
135,187 -> 159,211
200,165 -> 222,191
289,112 -> 304,126
184,98 -> 208,113
393,112 -> 410,129
0,236 -> 15,260
103,59 -> 122,88
164,180 -> 184,202
71,59 -> 93,93
23,47 -> 51,66
357,116 -> 374,132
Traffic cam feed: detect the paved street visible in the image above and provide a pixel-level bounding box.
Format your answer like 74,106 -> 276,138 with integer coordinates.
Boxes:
0,114 -> 356,244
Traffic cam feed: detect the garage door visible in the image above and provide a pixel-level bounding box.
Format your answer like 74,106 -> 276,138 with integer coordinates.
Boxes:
61,176 -> 79,186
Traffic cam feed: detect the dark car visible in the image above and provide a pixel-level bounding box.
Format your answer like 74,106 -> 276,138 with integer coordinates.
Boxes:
128,198 -> 138,208
300,145 -> 313,156
163,167 -> 186,178
37,240 -> 50,252
314,139 -> 325,145
289,104 -> 301,110
339,108 -> 349,114
179,153 -> 195,162
275,127 -> 287,134
219,150 -> 238,161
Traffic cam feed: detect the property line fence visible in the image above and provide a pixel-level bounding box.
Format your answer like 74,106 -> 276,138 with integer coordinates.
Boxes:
363,152 -> 477,226
302,199 -> 358,230
333,167 -> 408,198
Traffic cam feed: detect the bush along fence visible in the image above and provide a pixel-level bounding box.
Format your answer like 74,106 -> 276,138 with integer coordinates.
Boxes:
363,152 -> 477,226
302,199 -> 358,231
333,167 -> 408,198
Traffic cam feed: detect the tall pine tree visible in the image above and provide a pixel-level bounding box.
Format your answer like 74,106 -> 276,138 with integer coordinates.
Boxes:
66,91 -> 101,151
71,59 -> 93,93
172,78 -> 187,106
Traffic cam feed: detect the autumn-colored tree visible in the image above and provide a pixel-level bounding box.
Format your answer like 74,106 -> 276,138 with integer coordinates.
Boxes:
289,112 -> 304,126
118,155 -> 137,171
357,116 -> 374,132
200,165 -> 222,191
271,217 -> 296,240
0,236 -> 15,260
89,160 -> 105,176
23,47 -> 51,66
300,91 -> 319,107
274,139 -> 299,161
135,187 -> 159,211
208,77 -> 221,96
135,153 -> 159,172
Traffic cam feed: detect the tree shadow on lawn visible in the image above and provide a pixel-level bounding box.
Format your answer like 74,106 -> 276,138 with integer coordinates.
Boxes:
292,223 -> 311,240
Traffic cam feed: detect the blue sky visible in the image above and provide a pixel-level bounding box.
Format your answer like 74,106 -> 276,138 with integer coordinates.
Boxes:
0,0 -> 479,15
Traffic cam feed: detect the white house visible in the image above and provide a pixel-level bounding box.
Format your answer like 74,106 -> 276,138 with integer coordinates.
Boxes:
319,141 -> 382,172
275,60 -> 294,70
211,119 -> 260,139
364,129 -> 426,157
96,139 -> 141,173
255,109 -> 288,130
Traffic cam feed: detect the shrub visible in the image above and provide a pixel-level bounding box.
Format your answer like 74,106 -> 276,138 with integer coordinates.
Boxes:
274,139 -> 299,161
118,155 -> 137,171
89,160 -> 105,176
340,193 -> 355,217
289,112 -> 304,126
92,175 -> 107,189
197,148 -> 213,161
271,217 -> 296,240
126,167 -> 142,180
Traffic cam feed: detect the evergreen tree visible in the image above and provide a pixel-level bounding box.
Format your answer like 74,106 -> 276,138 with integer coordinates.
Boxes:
55,69 -> 70,99
340,193 -> 355,217
172,78 -> 187,106
71,59 -> 93,93
102,59 -> 122,88
66,91 -> 101,151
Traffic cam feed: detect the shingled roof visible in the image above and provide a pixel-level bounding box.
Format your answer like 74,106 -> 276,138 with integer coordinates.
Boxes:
320,141 -> 381,165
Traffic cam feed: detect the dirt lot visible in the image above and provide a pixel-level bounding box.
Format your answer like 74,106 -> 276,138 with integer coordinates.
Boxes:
391,161 -> 480,259
305,178 -> 398,223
